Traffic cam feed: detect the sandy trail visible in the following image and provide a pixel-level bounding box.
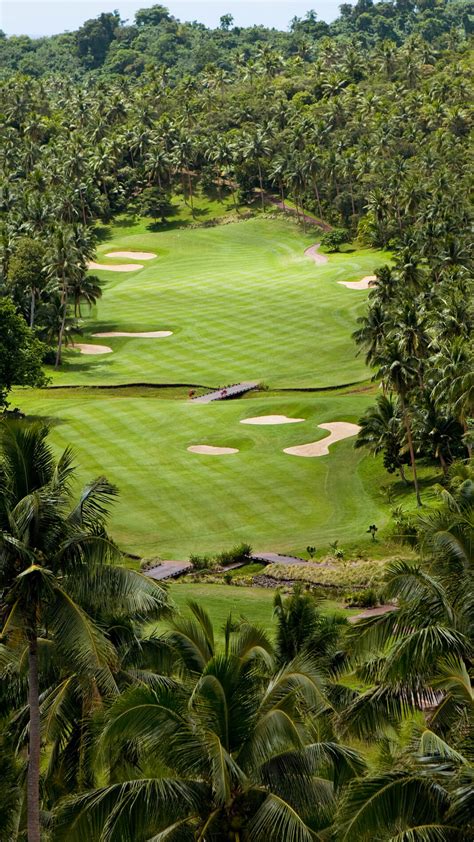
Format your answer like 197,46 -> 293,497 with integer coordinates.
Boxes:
304,244 -> 328,265
105,251 -> 156,260
241,415 -> 305,425
88,261 -> 144,272
283,422 -> 361,457
73,343 -> 113,355
188,445 -> 239,455
93,331 -> 173,338
338,275 -> 377,290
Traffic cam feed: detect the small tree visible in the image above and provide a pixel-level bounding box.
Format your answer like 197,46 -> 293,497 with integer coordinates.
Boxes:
0,299 -> 46,409
320,227 -> 349,252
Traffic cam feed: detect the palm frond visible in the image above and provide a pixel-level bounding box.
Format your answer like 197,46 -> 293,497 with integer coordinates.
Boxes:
247,792 -> 319,841
336,772 -> 450,841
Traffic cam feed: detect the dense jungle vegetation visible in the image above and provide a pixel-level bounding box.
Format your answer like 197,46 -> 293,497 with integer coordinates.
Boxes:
0,1 -> 473,840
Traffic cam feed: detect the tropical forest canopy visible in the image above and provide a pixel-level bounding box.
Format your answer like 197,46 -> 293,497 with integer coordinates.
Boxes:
0,1 -> 473,840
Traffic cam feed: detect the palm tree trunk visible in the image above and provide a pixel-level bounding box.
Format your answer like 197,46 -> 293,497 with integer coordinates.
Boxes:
398,463 -> 409,484
257,162 -> 264,210
55,280 -> 68,369
30,288 -> 35,329
401,398 -> 421,506
27,633 -> 41,842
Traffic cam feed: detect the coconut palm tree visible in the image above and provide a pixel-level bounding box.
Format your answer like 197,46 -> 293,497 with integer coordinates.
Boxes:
355,394 -> 408,483
0,421 -> 169,842
54,605 -> 365,841
375,342 -> 423,506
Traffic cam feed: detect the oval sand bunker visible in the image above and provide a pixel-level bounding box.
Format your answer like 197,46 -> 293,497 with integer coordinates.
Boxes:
241,415 -> 304,425
88,261 -> 144,272
188,445 -> 239,456
284,422 -> 361,457
338,275 -> 377,290
105,251 -> 156,260
73,343 -> 113,355
93,331 -> 173,338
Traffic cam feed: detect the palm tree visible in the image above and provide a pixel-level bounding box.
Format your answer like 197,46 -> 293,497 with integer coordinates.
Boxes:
273,585 -> 348,667
241,129 -> 272,210
355,394 -> 408,483
55,605 -> 365,841
0,422 -> 169,841
375,342 -> 423,506
431,338 -> 473,457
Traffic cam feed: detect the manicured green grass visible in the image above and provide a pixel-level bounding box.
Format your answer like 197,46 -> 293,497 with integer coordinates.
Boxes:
50,215 -> 389,389
12,209 -> 427,560
14,386 -> 401,558
155,582 -> 357,644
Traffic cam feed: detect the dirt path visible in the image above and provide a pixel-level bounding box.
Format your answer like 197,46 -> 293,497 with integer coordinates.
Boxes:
348,605 -> 396,623
304,244 -> 329,266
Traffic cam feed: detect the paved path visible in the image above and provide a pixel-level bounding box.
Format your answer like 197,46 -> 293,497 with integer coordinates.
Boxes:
251,552 -> 309,566
192,381 -> 260,404
145,561 -> 192,581
348,605 -> 396,623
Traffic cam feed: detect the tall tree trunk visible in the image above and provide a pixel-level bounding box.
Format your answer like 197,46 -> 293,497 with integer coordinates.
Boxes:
30,288 -> 35,329
398,463 -> 409,485
187,172 -> 194,216
258,162 -> 264,210
27,633 -> 41,842
401,397 -> 422,506
55,277 -> 68,370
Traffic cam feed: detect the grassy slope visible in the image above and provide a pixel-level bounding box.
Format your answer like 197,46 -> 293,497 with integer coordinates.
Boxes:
154,583 -> 358,644
50,215 -> 389,389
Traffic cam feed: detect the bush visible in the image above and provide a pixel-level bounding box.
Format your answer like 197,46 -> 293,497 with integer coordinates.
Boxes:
320,228 -> 349,252
215,543 -> 252,567
189,553 -> 215,571
345,588 -> 379,608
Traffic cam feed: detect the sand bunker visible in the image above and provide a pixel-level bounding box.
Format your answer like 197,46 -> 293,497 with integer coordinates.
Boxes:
73,343 -> 113,355
105,251 -> 156,260
188,445 -> 239,456
283,422 -> 361,457
241,415 -> 305,425
338,275 -> 377,290
304,244 -> 328,265
88,261 -> 144,272
93,331 -> 173,338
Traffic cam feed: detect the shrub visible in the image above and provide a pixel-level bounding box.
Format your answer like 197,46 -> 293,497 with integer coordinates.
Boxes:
345,588 -> 379,608
215,543 -> 252,567
320,228 -> 349,252
189,553 -> 215,571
